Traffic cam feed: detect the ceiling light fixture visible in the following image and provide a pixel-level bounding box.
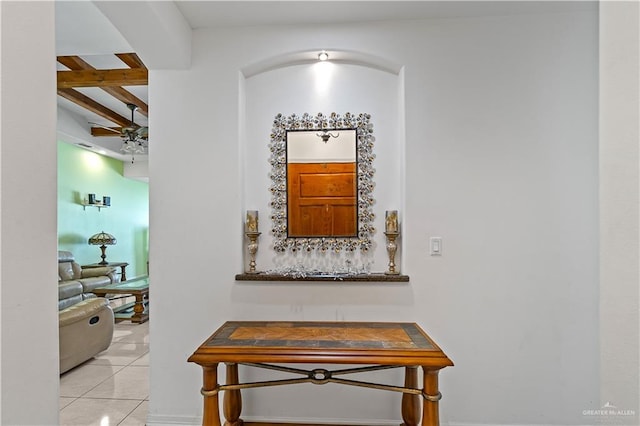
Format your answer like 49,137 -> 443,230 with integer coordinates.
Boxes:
120,103 -> 148,163
318,51 -> 329,61
316,130 -> 339,143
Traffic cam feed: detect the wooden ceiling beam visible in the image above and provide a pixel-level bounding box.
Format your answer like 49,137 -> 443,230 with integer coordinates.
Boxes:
57,55 -> 149,117
57,88 -> 132,127
57,55 -> 93,70
115,53 -> 147,69
57,68 -> 148,89
105,87 -> 148,116
91,127 -> 123,137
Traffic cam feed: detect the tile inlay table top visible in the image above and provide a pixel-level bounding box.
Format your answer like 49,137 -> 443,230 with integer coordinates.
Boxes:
188,321 -> 453,426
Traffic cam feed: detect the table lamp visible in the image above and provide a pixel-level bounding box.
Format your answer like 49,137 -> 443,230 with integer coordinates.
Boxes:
88,231 -> 117,265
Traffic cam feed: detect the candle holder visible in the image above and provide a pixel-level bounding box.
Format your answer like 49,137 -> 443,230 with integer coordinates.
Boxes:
384,231 -> 400,275
246,210 -> 259,233
245,231 -> 261,273
385,210 -> 398,233
244,210 -> 260,273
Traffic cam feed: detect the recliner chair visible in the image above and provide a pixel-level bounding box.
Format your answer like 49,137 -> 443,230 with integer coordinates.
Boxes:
59,297 -> 114,374
58,251 -> 117,373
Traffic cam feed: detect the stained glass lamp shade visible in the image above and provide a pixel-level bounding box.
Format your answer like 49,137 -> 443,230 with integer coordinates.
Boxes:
88,231 -> 117,265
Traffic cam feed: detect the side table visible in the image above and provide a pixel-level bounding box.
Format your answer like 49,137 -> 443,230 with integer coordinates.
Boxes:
82,261 -> 129,281
188,321 -> 453,425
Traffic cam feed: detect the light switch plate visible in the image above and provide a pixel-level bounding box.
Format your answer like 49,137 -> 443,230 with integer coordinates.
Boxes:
430,237 -> 442,256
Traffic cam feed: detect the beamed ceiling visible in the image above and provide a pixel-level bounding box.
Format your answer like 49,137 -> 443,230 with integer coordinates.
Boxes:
54,1 -> 597,167
56,52 -> 148,145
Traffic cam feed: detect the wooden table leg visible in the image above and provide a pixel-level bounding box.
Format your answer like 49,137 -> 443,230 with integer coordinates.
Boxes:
421,368 -> 442,426
422,367 -> 442,426
202,364 -> 222,426
132,293 -> 146,323
223,363 -> 243,426
401,366 -> 420,426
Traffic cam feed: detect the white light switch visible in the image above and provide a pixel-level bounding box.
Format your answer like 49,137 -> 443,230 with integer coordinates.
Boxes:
430,237 -> 442,256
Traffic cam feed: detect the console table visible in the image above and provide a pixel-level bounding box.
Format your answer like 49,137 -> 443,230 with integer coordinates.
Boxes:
188,321 -> 453,426
82,261 -> 128,281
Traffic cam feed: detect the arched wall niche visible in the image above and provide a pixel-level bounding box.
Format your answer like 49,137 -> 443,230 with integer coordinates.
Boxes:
239,48 -> 406,277
241,48 -> 403,79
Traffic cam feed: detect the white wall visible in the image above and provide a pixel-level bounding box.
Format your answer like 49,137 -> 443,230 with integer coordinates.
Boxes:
0,2 -> 59,424
148,10 -> 599,426
287,130 -> 356,163
244,62 -> 402,273
599,0 -> 640,421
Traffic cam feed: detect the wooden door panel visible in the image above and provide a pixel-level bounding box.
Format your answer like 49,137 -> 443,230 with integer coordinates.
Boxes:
332,205 -> 357,236
288,163 -> 357,237
298,205 -> 332,236
293,204 -> 357,236
300,173 -> 355,197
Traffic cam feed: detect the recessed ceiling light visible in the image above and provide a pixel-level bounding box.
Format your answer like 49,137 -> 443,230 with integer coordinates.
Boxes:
318,51 -> 329,61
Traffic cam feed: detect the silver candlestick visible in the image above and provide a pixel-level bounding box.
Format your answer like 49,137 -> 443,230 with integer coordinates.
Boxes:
384,231 -> 400,275
245,231 -> 261,274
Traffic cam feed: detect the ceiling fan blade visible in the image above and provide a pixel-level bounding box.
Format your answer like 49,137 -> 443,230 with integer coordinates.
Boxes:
136,127 -> 149,138
89,122 -> 122,134
124,104 -> 149,139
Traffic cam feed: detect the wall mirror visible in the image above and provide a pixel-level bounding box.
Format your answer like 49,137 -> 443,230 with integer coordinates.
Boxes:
287,129 -> 357,238
269,112 -> 376,252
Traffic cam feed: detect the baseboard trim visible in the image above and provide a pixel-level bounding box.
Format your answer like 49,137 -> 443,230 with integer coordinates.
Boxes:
241,423 -> 392,426
448,423 -> 597,426
146,416 -> 597,426
146,414 -> 398,426
146,414 -> 201,426
146,415 -> 594,426
240,417 -> 398,425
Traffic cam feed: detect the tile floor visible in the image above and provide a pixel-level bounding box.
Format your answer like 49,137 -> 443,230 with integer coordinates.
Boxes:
59,320 -> 149,426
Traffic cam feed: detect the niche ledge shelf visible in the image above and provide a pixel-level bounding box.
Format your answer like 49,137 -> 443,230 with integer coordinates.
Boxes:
235,273 -> 409,282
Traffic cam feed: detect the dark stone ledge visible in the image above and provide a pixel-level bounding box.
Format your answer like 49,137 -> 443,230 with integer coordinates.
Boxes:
235,273 -> 410,282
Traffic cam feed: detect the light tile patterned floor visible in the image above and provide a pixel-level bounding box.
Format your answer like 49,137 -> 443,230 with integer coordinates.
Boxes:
59,321 -> 149,426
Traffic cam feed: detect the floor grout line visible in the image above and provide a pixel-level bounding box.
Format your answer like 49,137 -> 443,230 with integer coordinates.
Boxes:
116,399 -> 147,426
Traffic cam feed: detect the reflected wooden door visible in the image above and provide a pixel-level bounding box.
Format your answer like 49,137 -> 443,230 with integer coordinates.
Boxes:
287,163 -> 357,237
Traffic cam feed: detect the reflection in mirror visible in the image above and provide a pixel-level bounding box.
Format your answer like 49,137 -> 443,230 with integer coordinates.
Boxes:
269,112 -> 376,252
287,130 -> 357,237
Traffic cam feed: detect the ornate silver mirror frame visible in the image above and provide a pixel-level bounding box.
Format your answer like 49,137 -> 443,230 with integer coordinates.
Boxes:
269,112 -> 376,252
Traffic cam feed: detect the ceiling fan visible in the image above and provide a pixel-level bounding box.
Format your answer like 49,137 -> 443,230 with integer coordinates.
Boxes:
90,103 -> 148,162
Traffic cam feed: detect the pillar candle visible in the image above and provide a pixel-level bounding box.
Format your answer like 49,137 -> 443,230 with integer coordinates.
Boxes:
246,210 -> 259,232
385,210 -> 398,233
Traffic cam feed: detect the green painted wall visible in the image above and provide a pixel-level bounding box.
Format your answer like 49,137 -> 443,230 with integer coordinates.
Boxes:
58,142 -> 149,278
